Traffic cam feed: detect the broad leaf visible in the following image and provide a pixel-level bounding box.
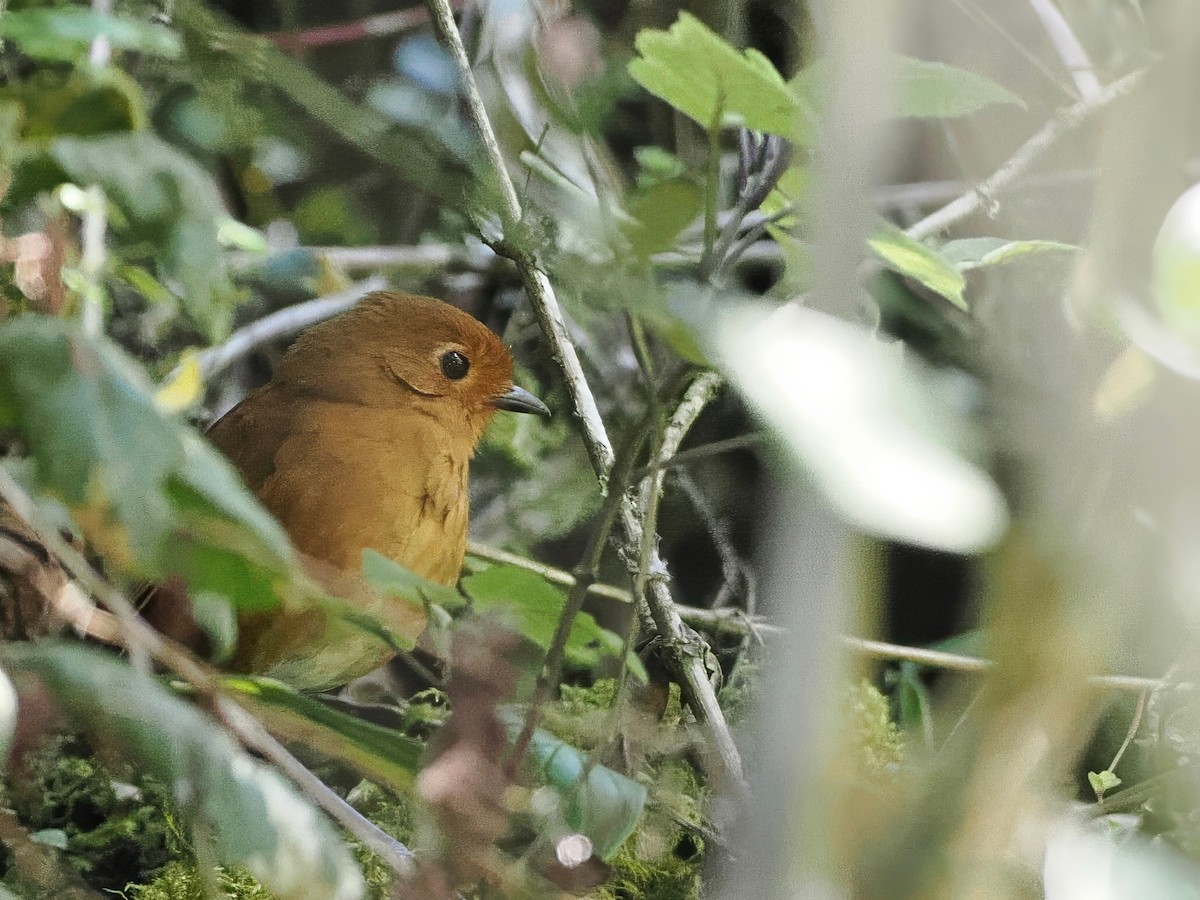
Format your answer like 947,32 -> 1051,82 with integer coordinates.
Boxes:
221,677 -> 423,790
869,225 -> 967,310
893,56 -> 1023,118
361,549 -> 464,611
793,56 -> 1022,120
629,12 -> 808,139
51,132 -> 239,339
0,315 -> 296,611
0,8 -> 180,61
714,302 -> 1007,553
623,177 -> 704,259
939,237 -> 1076,270
462,565 -> 632,674
6,643 -> 364,900
500,709 -> 647,861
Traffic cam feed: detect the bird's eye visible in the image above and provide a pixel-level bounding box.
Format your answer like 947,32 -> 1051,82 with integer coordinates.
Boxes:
439,350 -> 470,380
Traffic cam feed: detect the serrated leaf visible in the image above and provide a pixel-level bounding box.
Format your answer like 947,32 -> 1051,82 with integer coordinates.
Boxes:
939,237 -> 1076,270
7,643 -> 364,900
0,315 -> 296,610
500,709 -> 646,860
629,12 -> 807,139
462,566 -> 634,675
0,8 -> 181,62
793,55 -> 1023,120
869,225 -> 967,310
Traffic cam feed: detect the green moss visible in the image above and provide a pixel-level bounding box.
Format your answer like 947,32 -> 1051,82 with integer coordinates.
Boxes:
594,828 -> 701,900
130,861 -> 276,900
5,735 -> 177,891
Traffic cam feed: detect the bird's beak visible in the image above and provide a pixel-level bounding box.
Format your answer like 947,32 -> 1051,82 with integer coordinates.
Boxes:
492,384 -> 551,417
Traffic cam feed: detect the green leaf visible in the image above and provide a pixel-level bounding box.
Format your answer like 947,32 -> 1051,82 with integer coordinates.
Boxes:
894,57 -> 1023,118
623,177 -> 704,260
939,237 -> 1076,270
6,643 -> 364,900
50,132 -> 238,339
0,315 -> 296,611
1088,769 -> 1122,797
793,56 -> 1023,120
220,677 -> 423,791
869,225 -> 967,310
361,549 -> 464,611
0,8 -> 181,61
628,12 -> 807,139
893,663 -> 934,747
462,566 -> 630,673
500,709 -> 646,861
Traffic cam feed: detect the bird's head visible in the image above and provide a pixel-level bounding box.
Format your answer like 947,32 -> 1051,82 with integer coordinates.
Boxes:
275,291 -> 549,440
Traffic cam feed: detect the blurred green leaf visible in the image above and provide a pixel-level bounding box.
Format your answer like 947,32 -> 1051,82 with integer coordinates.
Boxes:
500,708 -> 646,861
714,302 -> 1007,553
6,643 -> 364,900
50,132 -> 238,339
629,12 -> 807,139
0,69 -> 144,151
893,57 -> 1023,118
462,565 -> 629,673
362,549 -> 464,611
869,225 -> 967,310
893,663 -> 934,747
623,177 -> 703,260
793,56 -> 1022,119
220,676 -> 423,791
0,668 -> 14,764
633,146 -> 686,188
0,315 -> 295,611
939,237 -> 1076,270
1089,769 -> 1122,797
0,8 -> 181,61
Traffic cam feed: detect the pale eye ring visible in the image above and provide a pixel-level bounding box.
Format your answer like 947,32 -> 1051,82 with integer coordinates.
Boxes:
440,350 -> 470,380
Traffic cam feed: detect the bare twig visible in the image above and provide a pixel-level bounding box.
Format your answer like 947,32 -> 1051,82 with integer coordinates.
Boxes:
1027,0 -> 1103,101
191,277 -> 387,380
264,6 -> 445,51
906,68 -> 1144,241
422,0 -> 748,790
632,431 -> 764,479
505,423 -> 647,777
0,469 -> 415,880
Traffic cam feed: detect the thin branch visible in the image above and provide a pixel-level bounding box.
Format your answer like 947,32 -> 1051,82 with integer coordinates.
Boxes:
1027,0 -> 1103,101
464,543 -> 1161,692
906,68 -> 1144,241
226,244 -> 486,276
422,0 -> 747,792
632,431 -> 764,479
264,6 -> 444,51
191,277 -> 387,380
0,469 -> 415,881
505,422 -> 648,777
1102,687 -> 1149,781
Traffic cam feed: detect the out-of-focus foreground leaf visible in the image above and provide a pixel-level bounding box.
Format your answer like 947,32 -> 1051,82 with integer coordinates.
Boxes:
793,55 -> 1023,120
0,8 -> 181,61
50,132 -> 237,339
0,314 -> 296,611
714,302 -> 1008,553
3,643 -> 364,900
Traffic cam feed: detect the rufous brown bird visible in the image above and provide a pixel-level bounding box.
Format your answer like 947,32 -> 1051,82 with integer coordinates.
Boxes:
203,291 -> 549,689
